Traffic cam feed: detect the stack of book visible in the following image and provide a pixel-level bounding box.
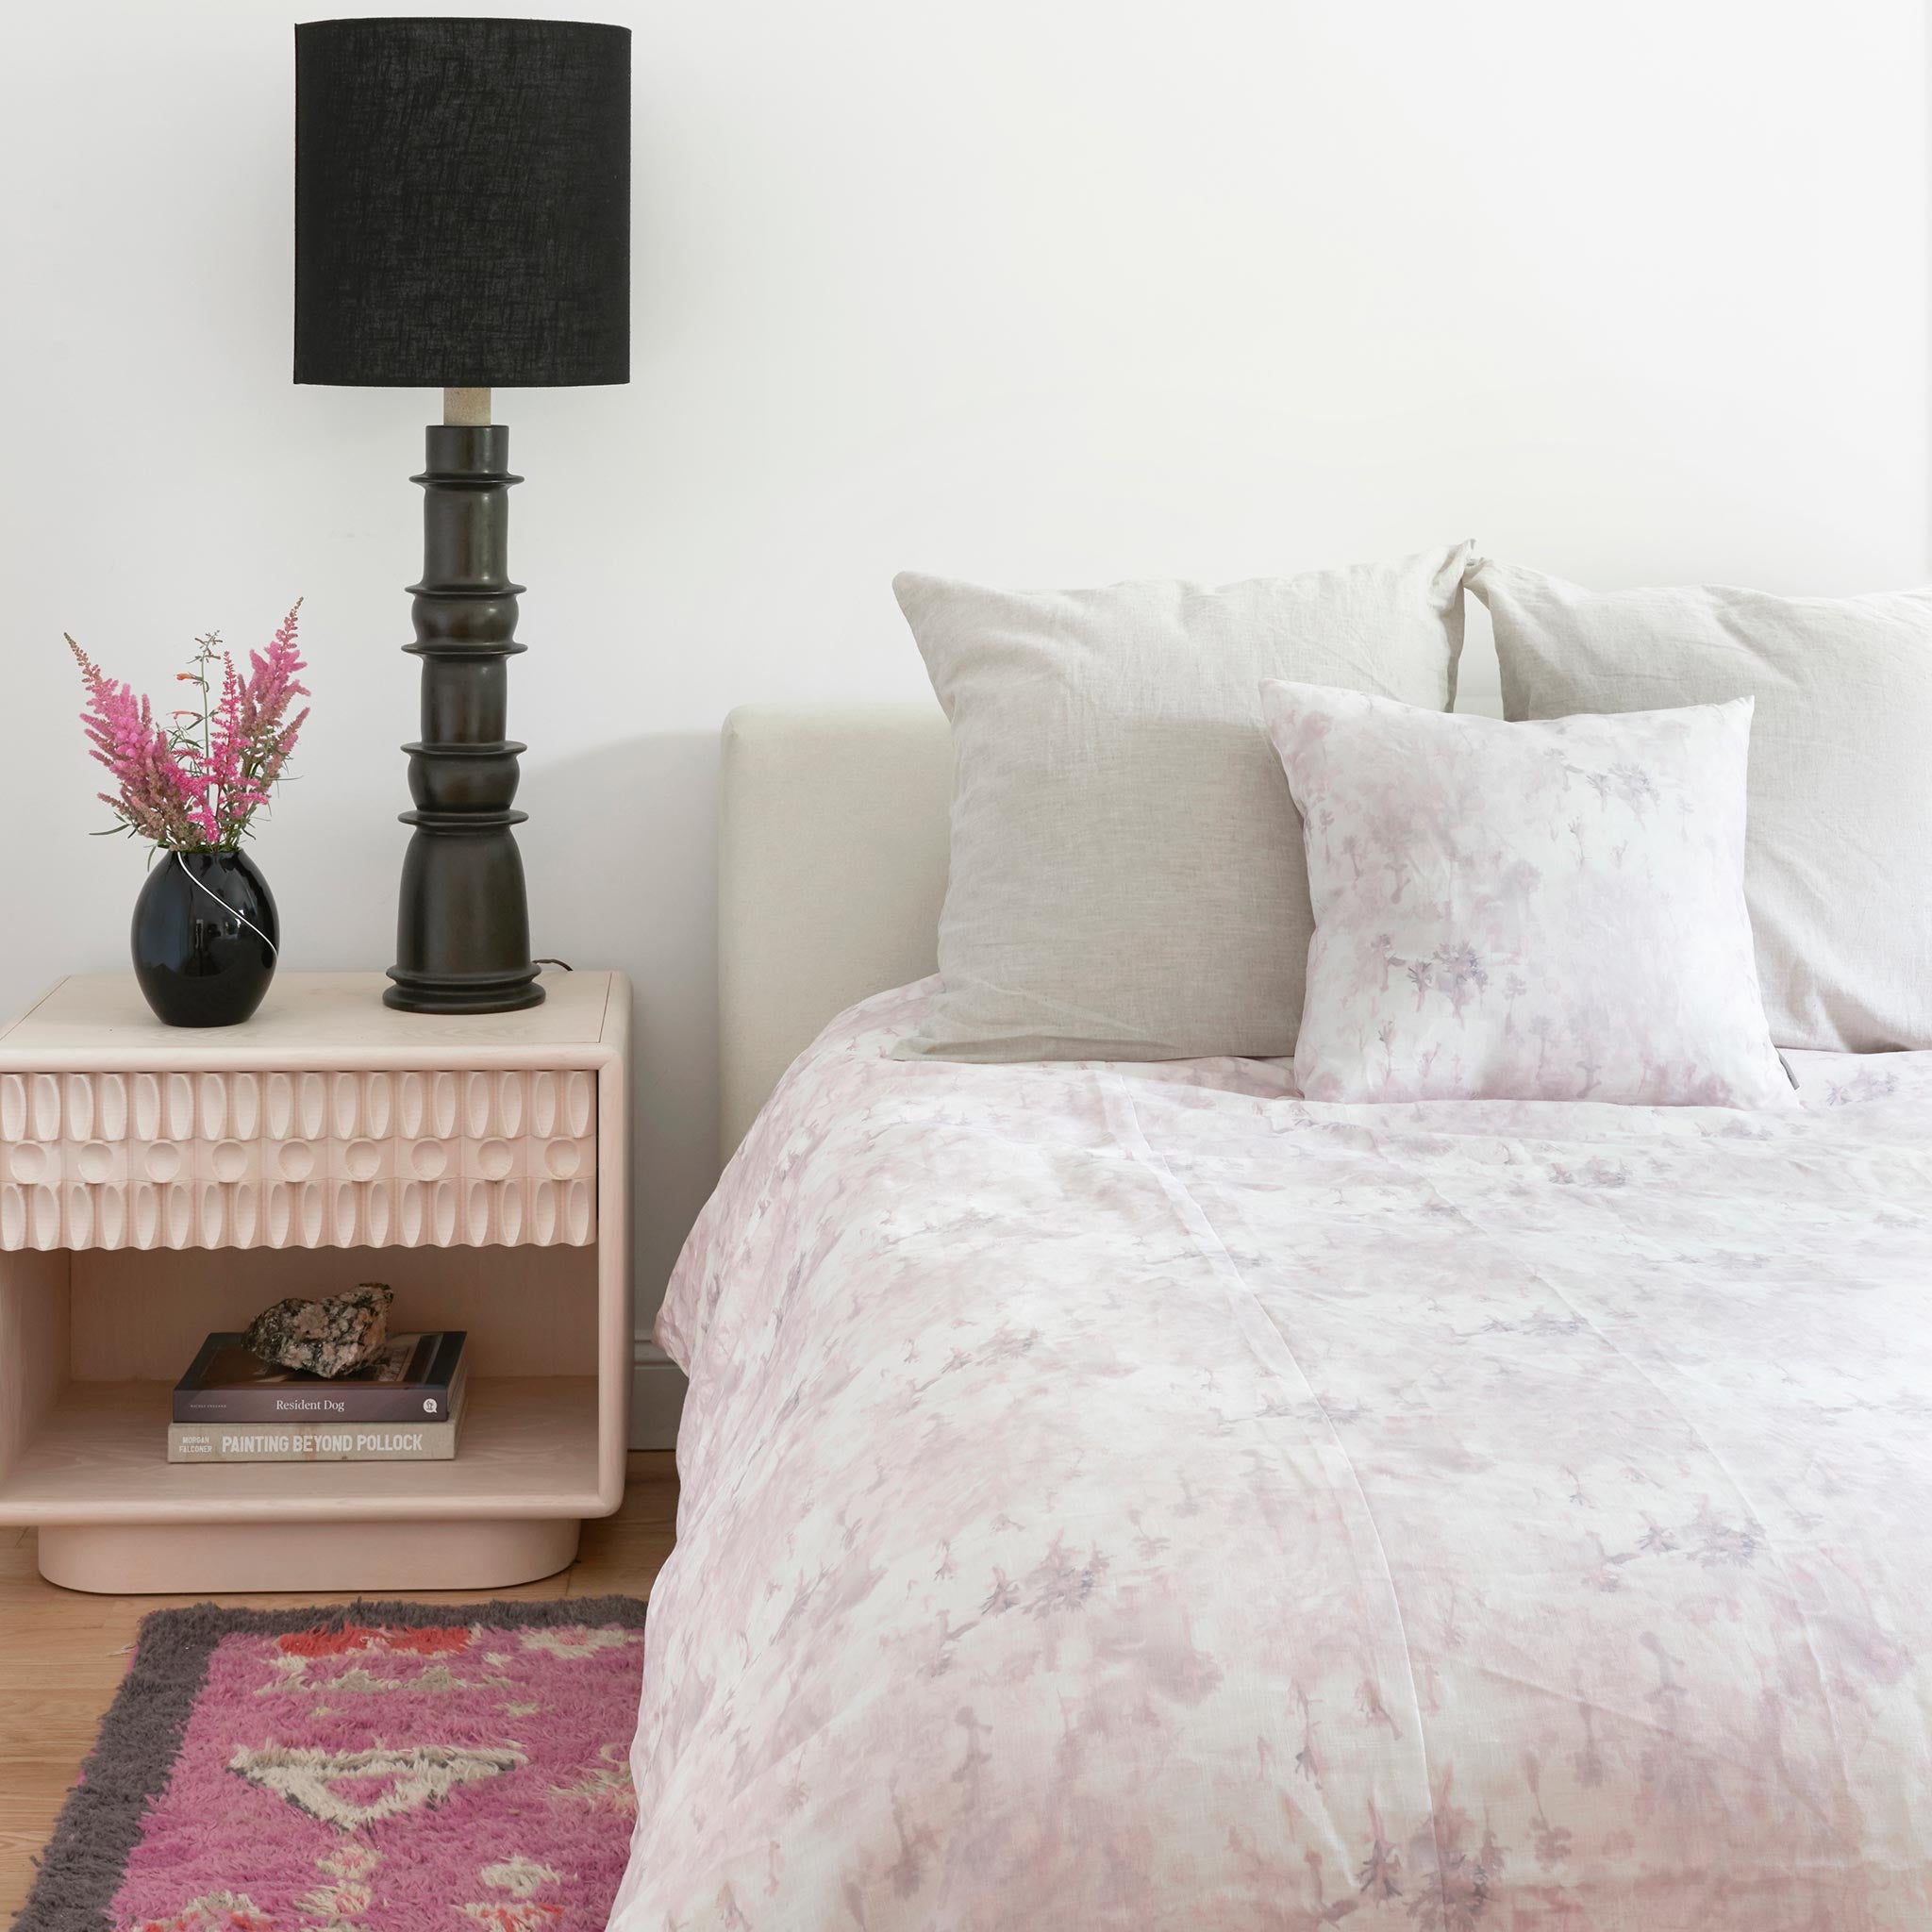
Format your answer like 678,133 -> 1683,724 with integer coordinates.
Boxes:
169,1330 -> 469,1464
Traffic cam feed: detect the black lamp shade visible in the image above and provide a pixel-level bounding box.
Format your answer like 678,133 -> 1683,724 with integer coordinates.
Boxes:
294,17 -> 630,388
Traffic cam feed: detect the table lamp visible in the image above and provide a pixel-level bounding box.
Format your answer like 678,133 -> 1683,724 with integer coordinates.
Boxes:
294,17 -> 631,1012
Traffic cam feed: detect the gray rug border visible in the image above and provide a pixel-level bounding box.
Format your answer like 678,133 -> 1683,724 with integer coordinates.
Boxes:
15,1594 -> 647,1932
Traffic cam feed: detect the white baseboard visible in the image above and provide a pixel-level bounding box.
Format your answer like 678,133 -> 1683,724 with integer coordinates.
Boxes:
631,1336 -> 687,1449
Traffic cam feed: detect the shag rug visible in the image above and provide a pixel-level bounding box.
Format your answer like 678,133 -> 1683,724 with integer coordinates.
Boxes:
18,1596 -> 648,1932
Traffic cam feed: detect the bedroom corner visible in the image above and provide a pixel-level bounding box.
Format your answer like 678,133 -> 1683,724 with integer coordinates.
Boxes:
3,3 -> 1930,1926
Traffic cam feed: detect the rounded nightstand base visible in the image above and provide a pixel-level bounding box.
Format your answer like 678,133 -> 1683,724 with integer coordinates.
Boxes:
36,1516 -> 582,1595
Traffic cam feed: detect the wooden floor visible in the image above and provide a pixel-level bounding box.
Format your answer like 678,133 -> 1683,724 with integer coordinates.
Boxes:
0,1451 -> 679,1921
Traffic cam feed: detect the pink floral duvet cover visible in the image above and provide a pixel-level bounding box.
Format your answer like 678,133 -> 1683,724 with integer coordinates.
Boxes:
612,981 -> 1932,1931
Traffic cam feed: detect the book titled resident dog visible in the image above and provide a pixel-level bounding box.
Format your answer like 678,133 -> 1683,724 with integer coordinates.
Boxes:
173,1329 -> 467,1424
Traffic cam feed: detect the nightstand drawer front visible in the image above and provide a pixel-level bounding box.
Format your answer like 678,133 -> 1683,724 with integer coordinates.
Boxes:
0,1068 -> 596,1251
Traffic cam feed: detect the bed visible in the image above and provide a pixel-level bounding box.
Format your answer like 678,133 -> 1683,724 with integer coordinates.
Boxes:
610,706 -> 1932,1931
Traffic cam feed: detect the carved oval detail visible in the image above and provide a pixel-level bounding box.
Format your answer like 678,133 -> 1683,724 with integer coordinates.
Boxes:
431,1178 -> 458,1247
363,1073 -> 392,1141
332,1180 -> 360,1245
198,1182 -> 225,1248
228,1184 -> 258,1249
164,1074 -> 194,1141
332,1073 -> 361,1142
299,1180 -> 325,1248
198,1074 -> 227,1141
210,1139 -> 250,1183
396,1179 -> 424,1246
132,1074 -> 161,1142
464,1073 -> 493,1141
498,1178 -> 525,1246
130,1182 -> 158,1249
0,1064 -> 595,1250
61,1184 -> 92,1249
531,1072 -> 558,1141
29,1183 -> 59,1249
398,1071 -> 427,1141
96,1073 -> 127,1141
343,1139 -> 384,1181
30,1074 -> 61,1142
163,1182 -> 193,1248
143,1141 -> 184,1183
264,1181 -> 291,1249
230,1073 -> 260,1141
64,1074 -> 93,1142
497,1073 -> 525,1141
430,1073 -> 459,1142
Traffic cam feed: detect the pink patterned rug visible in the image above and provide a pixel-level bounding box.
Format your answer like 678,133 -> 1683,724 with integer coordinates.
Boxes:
19,1597 -> 647,1932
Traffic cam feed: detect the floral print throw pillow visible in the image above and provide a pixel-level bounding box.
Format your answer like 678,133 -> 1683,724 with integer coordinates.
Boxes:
1259,682 -> 1794,1108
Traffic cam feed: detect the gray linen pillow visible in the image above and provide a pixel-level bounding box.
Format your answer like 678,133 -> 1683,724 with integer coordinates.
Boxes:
1469,558 -> 1932,1052
893,544 -> 1472,1061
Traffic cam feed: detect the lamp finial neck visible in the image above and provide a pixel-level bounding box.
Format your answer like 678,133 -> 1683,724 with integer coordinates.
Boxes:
442,387 -> 491,427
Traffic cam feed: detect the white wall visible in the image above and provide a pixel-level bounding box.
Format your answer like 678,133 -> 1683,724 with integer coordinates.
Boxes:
3,0 -> 1925,1439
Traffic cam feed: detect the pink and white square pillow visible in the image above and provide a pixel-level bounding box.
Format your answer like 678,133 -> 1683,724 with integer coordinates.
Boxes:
1258,682 -> 1793,1108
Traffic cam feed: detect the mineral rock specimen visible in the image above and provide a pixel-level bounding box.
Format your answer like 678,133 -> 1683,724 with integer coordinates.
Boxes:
244,1282 -> 393,1378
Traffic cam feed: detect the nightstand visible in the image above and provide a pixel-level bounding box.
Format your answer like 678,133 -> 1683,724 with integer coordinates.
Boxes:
0,970 -> 630,1593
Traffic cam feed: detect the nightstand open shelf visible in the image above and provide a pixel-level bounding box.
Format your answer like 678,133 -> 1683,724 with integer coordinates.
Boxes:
0,1376 -> 602,1518
0,971 -> 631,1594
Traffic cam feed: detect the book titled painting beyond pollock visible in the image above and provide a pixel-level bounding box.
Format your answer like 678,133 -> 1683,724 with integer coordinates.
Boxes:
172,1330 -> 467,1424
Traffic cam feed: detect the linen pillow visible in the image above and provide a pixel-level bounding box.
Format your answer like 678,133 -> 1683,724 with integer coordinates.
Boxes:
1259,681 -> 1793,1108
1468,558 -> 1932,1053
893,545 -> 1471,1061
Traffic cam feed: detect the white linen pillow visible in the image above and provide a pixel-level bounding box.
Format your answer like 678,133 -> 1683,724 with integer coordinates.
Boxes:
1260,681 -> 1793,1108
892,545 -> 1471,1062
1468,558 -> 1932,1053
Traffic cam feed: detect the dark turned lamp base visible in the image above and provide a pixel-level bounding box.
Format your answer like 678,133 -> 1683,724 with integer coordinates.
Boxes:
384,393 -> 544,1014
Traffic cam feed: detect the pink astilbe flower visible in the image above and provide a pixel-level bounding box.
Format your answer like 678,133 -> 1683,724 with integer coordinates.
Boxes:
68,640 -> 201,848
210,651 -> 252,828
67,600 -> 308,852
239,603 -> 310,801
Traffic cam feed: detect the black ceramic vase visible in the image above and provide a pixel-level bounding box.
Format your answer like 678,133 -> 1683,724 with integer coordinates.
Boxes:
131,850 -> 279,1027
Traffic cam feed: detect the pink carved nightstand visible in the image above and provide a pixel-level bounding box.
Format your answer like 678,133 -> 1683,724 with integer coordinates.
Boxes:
0,970 -> 630,1593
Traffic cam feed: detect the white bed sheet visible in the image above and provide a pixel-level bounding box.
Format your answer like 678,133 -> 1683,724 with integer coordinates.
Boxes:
613,978 -> 1932,1930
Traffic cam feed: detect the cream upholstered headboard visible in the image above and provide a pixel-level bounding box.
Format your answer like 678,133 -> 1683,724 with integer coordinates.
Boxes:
718,704 -> 952,1158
